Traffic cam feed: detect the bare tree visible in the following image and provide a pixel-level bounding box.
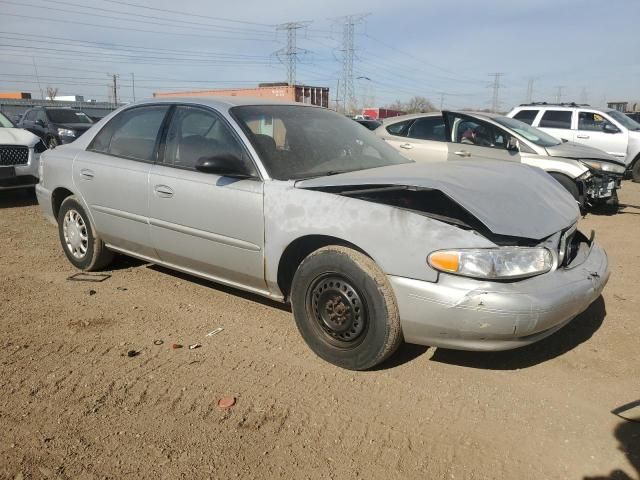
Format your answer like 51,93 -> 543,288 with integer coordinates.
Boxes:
46,87 -> 59,100
384,96 -> 436,114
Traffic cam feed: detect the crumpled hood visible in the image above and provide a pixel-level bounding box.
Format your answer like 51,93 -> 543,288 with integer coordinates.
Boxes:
545,141 -> 625,166
0,127 -> 40,146
296,160 -> 579,240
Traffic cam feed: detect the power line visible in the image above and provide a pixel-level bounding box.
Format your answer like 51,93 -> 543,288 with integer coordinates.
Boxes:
489,72 -> 504,112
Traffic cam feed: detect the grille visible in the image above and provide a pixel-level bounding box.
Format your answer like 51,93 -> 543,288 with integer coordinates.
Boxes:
0,145 -> 29,166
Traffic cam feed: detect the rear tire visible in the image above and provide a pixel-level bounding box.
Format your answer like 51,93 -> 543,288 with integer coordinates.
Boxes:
290,246 -> 402,370
57,196 -> 113,271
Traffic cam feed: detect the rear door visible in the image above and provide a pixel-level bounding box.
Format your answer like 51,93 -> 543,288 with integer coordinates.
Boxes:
378,115 -> 449,162
536,109 -> 574,142
444,112 -> 521,162
148,105 -> 266,292
575,110 -> 628,159
74,104 -> 171,257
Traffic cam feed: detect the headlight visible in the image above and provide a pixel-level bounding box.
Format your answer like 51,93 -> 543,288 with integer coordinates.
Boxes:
580,160 -> 626,174
57,128 -> 77,137
428,247 -> 553,280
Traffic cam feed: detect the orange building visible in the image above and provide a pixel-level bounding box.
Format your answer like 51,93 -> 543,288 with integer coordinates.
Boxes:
154,83 -> 329,108
0,92 -> 32,100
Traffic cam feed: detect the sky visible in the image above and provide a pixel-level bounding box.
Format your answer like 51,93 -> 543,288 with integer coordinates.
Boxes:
1,0 -> 639,111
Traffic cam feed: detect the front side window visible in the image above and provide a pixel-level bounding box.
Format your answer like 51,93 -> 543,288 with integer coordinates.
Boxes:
539,110 -> 572,129
406,116 -> 446,141
25,110 -> 36,121
36,110 -> 47,123
513,109 -> 538,125
162,105 -> 256,175
578,112 -> 616,132
447,113 -> 509,149
89,105 -> 170,161
605,109 -> 640,131
231,105 -> 410,180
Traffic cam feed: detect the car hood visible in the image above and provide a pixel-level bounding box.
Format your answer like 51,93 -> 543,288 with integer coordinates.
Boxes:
54,123 -> 93,132
545,141 -> 625,166
0,127 -> 40,146
296,161 -> 579,240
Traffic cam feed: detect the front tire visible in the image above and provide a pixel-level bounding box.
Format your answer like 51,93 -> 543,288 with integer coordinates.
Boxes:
290,246 -> 402,370
549,172 -> 580,203
57,196 -> 113,271
632,157 -> 640,183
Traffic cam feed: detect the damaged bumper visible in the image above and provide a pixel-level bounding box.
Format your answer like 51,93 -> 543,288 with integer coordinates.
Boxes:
390,239 -> 609,351
583,172 -> 622,201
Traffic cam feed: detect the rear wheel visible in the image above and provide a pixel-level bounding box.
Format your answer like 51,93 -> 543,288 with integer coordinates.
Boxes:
57,196 -> 113,271
290,246 -> 402,370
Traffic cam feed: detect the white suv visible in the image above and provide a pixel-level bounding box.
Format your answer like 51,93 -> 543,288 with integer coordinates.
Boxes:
507,103 -> 640,181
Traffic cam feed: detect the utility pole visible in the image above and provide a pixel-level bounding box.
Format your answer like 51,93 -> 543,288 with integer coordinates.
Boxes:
108,74 -> 120,107
131,72 -> 136,102
333,13 -> 368,114
32,57 -> 44,100
554,85 -> 566,103
489,73 -> 504,113
275,22 -> 309,87
525,77 -> 535,103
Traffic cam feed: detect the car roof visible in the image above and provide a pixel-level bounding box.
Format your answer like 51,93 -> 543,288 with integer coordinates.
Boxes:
132,96 -> 314,109
515,104 -> 615,113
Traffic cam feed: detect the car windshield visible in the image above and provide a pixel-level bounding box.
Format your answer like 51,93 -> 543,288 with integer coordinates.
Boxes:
0,112 -> 14,127
494,116 -> 561,147
46,109 -> 93,124
231,105 -> 411,180
607,109 -> 640,131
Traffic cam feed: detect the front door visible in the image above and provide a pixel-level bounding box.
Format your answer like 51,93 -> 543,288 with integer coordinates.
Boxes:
73,104 -> 170,257
575,110 -> 628,160
148,105 -> 267,292
444,112 -> 521,163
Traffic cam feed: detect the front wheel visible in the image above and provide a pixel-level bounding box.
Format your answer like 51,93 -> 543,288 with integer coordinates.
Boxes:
57,196 -> 114,271
632,158 -> 640,183
290,246 -> 402,370
549,172 -> 580,203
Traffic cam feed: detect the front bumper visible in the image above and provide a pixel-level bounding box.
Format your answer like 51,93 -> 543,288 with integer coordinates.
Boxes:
584,173 -> 622,200
0,150 -> 40,190
390,240 -> 609,351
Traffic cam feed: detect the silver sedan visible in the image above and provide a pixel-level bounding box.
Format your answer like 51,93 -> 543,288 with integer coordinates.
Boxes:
36,97 -> 609,370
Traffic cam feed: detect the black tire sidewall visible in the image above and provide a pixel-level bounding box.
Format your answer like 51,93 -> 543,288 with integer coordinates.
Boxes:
549,172 -> 580,201
291,249 -> 395,370
632,158 -> 640,183
57,198 -> 97,270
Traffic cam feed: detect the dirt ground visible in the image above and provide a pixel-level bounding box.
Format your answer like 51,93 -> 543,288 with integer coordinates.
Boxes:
1,183 -> 639,480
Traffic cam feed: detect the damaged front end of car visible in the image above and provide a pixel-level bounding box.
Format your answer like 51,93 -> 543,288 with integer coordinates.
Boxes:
577,160 -> 624,207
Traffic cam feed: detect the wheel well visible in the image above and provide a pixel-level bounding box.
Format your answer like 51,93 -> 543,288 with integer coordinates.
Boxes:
51,187 -> 74,220
277,235 -> 368,300
547,171 -> 583,195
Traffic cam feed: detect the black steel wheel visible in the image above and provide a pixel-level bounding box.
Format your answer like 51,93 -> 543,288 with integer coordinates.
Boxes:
291,245 -> 402,370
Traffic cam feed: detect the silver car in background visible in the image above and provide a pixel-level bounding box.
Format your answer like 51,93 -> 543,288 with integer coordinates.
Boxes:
36,98 -> 609,370
376,111 -> 626,208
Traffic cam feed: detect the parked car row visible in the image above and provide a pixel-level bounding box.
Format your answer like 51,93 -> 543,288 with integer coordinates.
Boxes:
33,97 -> 610,370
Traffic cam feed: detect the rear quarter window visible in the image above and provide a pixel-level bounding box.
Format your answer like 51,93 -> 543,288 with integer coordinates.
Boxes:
513,109 -> 538,125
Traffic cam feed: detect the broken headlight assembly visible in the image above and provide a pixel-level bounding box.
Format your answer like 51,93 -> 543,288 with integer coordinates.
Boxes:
428,247 -> 553,280
580,160 -> 626,174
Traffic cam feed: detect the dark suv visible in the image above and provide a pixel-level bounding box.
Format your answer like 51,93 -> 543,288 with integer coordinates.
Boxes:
18,107 -> 94,149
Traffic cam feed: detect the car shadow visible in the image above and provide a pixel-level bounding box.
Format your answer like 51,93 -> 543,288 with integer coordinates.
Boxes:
0,188 -> 38,209
429,295 -> 606,370
618,203 -> 640,216
371,343 -> 430,371
583,416 -> 640,480
147,264 -> 290,312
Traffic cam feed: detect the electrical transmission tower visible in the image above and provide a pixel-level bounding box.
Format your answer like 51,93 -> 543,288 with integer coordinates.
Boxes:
489,73 -> 504,112
554,85 -> 566,103
275,22 -> 309,86
333,14 -> 368,113
525,77 -> 535,103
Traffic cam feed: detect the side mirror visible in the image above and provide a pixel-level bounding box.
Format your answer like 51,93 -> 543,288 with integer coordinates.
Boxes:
506,136 -> 519,152
35,119 -> 45,127
603,123 -> 620,134
194,154 -> 253,178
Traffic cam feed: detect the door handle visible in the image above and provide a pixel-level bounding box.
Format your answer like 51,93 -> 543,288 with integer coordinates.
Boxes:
153,184 -> 174,198
454,150 -> 471,157
576,134 -> 590,139
79,168 -> 95,179
399,143 -> 414,149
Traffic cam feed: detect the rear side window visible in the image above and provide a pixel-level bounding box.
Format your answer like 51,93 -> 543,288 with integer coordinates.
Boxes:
406,116 -> 446,141
539,110 -> 572,129
385,119 -> 412,136
89,105 -> 169,161
513,109 -> 538,125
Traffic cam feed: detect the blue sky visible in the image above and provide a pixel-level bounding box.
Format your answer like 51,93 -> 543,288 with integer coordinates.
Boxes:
1,0 -> 638,111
